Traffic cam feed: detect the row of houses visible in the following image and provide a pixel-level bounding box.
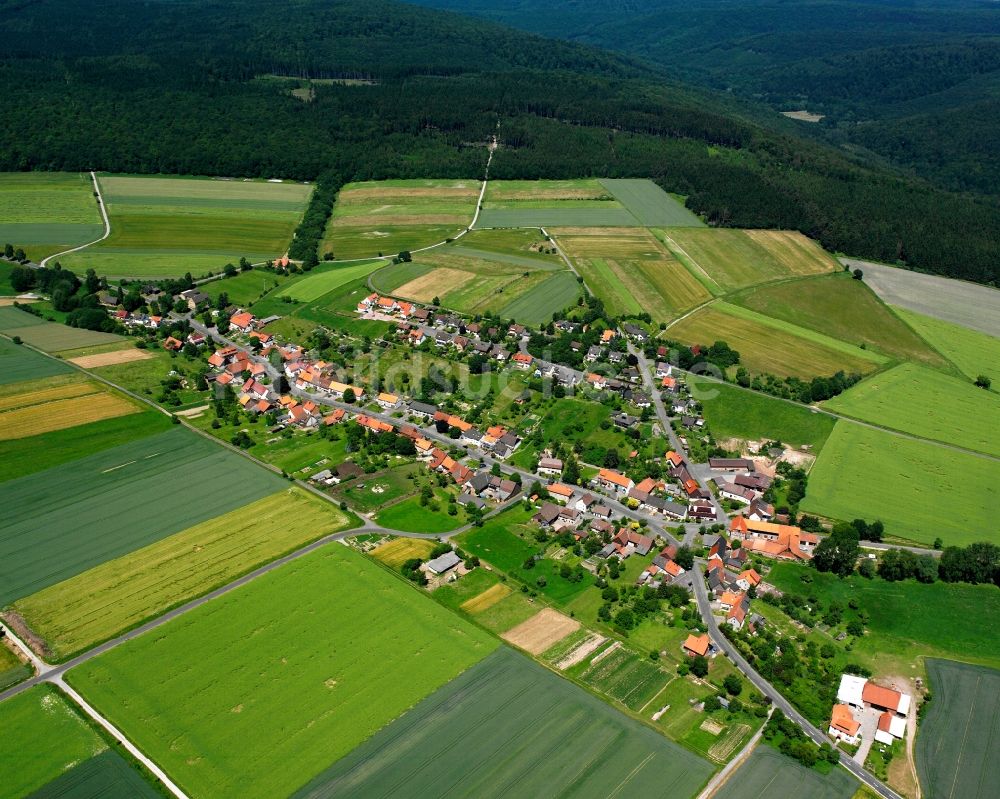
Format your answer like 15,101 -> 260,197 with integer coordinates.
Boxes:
729,516 -> 818,561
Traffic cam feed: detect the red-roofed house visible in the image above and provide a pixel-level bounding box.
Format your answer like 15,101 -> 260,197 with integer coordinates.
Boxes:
597,468 -> 634,495
230,312 -> 256,333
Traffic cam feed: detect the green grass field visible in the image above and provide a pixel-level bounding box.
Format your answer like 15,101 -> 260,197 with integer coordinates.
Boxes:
198,270 -> 292,306
60,175 -> 312,277
731,273 -> 949,368
599,178 -> 705,227
0,686 -> 108,799
894,307 -> 1000,384
375,489 -> 464,534
688,375 -> 836,450
276,260 -> 383,302
26,750 -> 160,799
768,563 -> 1000,672
499,270 -> 581,323
0,172 -> 103,260
0,337 -> 72,384
916,659 -> 1000,799
67,546 -> 497,799
0,643 -> 31,691
714,748 -> 857,799
0,305 -> 123,351
291,646 -> 714,799
0,427 -> 285,604
447,228 -> 562,262
824,363 -> 1000,457
332,464 -> 418,512
14,487 -> 353,660
802,422 -> 998,546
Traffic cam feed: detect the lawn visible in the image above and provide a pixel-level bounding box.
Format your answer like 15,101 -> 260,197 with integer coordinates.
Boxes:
0,337 -> 72,384
0,685 -> 108,799
60,175 -> 312,277
688,375 -> 836,450
802,422 -> 998,546
276,260 -> 383,302
0,427 -> 286,604
66,546 -> 497,799
668,303 -> 884,379
916,659 -> 1000,799
290,646 -> 714,799
824,363 -> 1000,457
599,178 -> 705,227
24,750 -> 160,799
714,748 -> 858,799
893,306 -> 1000,384
730,273 -> 949,368
375,490 -> 464,534
13,487 -> 353,660
767,563 -> 1000,671
0,172 -> 103,261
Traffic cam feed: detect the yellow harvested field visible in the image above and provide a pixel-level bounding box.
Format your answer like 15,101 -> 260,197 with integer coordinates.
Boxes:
370,537 -> 436,569
14,488 -> 353,659
634,258 -> 712,312
554,227 -> 665,258
0,392 -> 138,440
501,608 -> 580,655
0,381 -> 96,412
68,348 -> 153,369
743,230 -> 838,274
395,267 -> 474,302
460,583 -> 512,614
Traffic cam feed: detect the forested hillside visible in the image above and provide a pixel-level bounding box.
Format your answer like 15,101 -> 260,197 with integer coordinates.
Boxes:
0,0 -> 997,284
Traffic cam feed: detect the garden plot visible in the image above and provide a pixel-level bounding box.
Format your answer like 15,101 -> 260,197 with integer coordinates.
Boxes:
501,607 -> 580,655
579,644 -> 672,711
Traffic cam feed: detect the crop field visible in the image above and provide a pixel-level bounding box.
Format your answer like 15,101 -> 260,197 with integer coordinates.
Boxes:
916,659 -> 1000,799
450,227 -> 561,261
484,179 -> 612,204
276,260 -> 383,302
824,363 -> 1000,457
688,375 -> 836,450
0,379 -> 139,440
0,338 -> 72,384
66,347 -> 152,369
0,686 -> 108,799
13,488 -> 352,660
577,644 -> 672,712
27,750 -> 160,799
67,546 -> 497,799
659,229 -> 837,292
0,642 -> 30,690
60,175 -> 312,277
714,748 -> 857,799
0,306 -> 123,351
0,427 -> 286,604
498,270 -> 581,323
369,536 -> 436,568
802,422 -> 998,546
321,179 -> 479,260
894,307 -> 1000,383
501,608 -> 580,655
460,582 -> 512,613
290,647 -> 713,799
730,273 -> 949,368
668,303 -> 884,379
0,172 -> 103,260
599,178 -> 705,227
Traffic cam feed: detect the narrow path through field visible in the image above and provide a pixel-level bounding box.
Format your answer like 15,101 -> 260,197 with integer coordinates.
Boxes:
39,172 -> 111,268
696,710 -> 770,799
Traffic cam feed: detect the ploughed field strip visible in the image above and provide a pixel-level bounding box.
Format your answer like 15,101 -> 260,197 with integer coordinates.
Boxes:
291,647 -> 714,799
66,546 -> 497,799
0,426 -> 285,604
60,175 -> 313,277
0,172 -> 103,260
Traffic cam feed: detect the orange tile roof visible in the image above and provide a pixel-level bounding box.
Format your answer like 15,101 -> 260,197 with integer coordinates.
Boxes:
831,704 -> 861,737
598,468 -> 632,489
666,450 -> 684,467
718,591 -> 745,608
548,483 -> 574,498
512,352 -> 533,364
877,711 -> 894,733
230,312 -> 254,328
738,568 -> 762,586
683,633 -> 710,657
601,329 -> 615,342
862,683 -> 903,712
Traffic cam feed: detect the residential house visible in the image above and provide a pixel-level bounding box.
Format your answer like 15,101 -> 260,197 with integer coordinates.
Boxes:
229,311 -> 256,333
407,400 -> 437,419
585,346 -> 603,363
828,705 -> 862,746
735,569 -> 762,592
546,483 -> 575,504
716,480 -> 755,506
512,352 -> 534,370
730,516 -> 818,561
726,599 -> 749,630
596,468 -> 634,495
708,457 -> 755,471
376,392 -> 400,409
533,503 -> 562,528
654,362 -> 672,379
682,633 -> 710,658
537,457 -> 563,477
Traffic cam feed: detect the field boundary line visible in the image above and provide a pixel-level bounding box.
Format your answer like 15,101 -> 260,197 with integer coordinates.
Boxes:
657,231 -> 723,294
39,172 -> 111,268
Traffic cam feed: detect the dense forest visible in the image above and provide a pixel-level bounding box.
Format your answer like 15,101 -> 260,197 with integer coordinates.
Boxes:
417,0 -> 1000,195
0,0 -> 997,284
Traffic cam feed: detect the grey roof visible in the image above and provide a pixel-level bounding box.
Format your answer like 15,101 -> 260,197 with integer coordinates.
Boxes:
459,493 -> 487,509
468,472 -> 490,494
534,502 -> 562,524
407,400 -> 437,416
426,550 -> 462,574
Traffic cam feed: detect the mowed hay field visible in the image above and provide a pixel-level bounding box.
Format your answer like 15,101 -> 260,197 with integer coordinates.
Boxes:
67,546 -> 498,799
916,659 -> 1000,799
824,363 -> 1000,457
0,172 -> 103,261
276,260 -> 383,302
13,488 -> 353,660
731,273 -> 949,368
658,228 -> 837,293
0,378 -> 139,440
668,303 -> 884,379
802,422 -> 999,546
713,748 -> 857,799
370,536 -> 436,568
894,306 -> 1000,383
0,427 -> 285,604
0,337 -> 72,385
321,179 -> 479,259
60,175 -> 312,277
0,686 -> 108,799
291,647 -> 714,799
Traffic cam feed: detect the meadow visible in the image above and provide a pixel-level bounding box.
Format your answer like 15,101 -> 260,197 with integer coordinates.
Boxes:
668,303 -> 884,379
730,273 -> 949,368
276,260 -> 384,302
0,306 -> 123,352
599,178 -> 705,227
767,563 -> 1000,672
0,378 -> 140,440
713,748 -> 857,799
802,422 -> 997,546
0,172 -> 103,261
447,227 -> 561,261
14,487 -> 353,660
916,659 -> 1000,799
198,269 -> 292,306
25,750 -> 160,799
60,175 -> 312,277
824,363 -> 1000,457
333,464 -> 420,512
0,337 -> 72,384
0,686 -> 108,799
893,307 -> 1000,384
0,427 -> 285,604
375,489 -> 464,534
498,271 -> 581,324
291,647 -> 714,799
687,376 -> 836,450
67,546 -> 498,799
